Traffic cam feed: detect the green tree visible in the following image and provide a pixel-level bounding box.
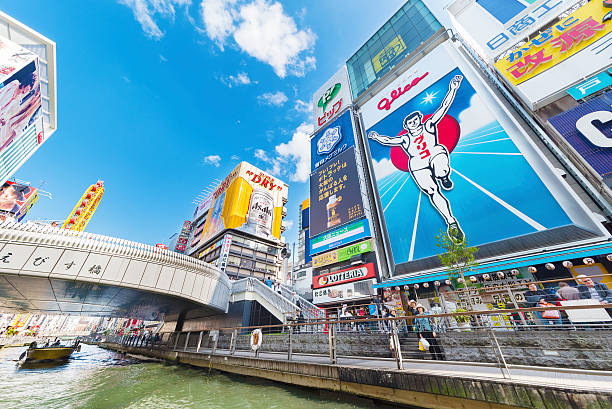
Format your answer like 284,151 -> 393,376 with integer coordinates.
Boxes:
436,228 -> 478,308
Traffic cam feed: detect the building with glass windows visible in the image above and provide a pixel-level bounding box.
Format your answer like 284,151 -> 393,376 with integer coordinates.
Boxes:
346,0 -> 442,100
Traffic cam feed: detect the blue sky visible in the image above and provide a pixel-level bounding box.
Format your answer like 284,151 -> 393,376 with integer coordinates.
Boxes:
0,0 -> 405,247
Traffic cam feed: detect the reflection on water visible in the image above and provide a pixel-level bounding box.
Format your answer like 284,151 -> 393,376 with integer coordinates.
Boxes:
0,344 -> 400,409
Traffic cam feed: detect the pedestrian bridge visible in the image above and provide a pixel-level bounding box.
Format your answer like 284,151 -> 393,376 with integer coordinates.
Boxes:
0,221 -> 231,320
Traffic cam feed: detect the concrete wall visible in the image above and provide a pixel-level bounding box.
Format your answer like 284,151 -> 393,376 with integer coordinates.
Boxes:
437,330 -> 612,370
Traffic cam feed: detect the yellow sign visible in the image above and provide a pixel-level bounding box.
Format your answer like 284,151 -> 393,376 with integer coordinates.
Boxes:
372,35 -> 407,73
495,1 -> 612,86
312,251 -> 338,268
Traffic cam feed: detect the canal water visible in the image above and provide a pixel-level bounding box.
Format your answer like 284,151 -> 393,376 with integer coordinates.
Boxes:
0,344 -> 401,409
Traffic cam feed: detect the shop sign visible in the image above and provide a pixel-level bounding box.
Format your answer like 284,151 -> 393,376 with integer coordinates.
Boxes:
313,278 -> 376,304
310,218 -> 371,255
566,71 -> 612,100
312,239 -> 372,268
313,262 -> 376,289
312,68 -> 352,130
216,234 -> 232,272
372,35 -> 407,73
309,147 -> 364,237
311,109 -> 356,170
548,91 -> 612,186
495,1 -> 612,86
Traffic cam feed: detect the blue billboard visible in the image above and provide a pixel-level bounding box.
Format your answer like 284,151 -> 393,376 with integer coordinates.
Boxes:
365,66 -> 572,265
311,109 -> 355,171
310,218 -> 371,255
548,91 -> 612,188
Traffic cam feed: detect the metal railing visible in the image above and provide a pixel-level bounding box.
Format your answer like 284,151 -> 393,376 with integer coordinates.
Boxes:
96,303 -> 612,379
277,283 -> 325,320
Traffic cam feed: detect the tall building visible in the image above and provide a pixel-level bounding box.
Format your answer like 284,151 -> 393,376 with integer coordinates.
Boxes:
188,162 -> 289,281
0,11 -> 57,184
309,0 -> 611,310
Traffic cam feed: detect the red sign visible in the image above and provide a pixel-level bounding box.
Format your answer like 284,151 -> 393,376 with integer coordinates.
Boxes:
155,243 -> 168,249
313,263 -> 376,289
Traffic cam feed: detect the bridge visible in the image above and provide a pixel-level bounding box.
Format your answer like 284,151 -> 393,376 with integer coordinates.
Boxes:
0,221 -> 231,321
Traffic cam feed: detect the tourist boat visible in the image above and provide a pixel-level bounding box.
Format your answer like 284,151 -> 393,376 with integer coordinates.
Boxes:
19,341 -> 81,363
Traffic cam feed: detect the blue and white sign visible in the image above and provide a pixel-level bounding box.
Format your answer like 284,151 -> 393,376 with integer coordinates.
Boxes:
310,218 -> 371,255
567,72 -> 612,101
549,91 -> 612,188
311,109 -> 356,170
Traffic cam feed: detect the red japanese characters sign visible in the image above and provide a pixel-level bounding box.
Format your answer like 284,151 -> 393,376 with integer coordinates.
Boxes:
495,1 -> 611,86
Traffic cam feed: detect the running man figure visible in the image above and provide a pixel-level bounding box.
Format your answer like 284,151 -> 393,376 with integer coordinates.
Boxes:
369,75 -> 464,242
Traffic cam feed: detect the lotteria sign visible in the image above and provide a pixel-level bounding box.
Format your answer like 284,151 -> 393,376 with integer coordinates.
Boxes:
313,263 -> 376,289
313,68 -> 352,131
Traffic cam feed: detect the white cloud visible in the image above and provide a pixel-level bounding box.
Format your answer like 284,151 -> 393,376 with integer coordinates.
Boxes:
372,157 -> 400,180
230,154 -> 240,160
203,154 -> 222,167
201,0 -> 237,49
233,0 -> 316,78
223,72 -> 253,87
257,91 -> 288,107
160,54 -> 168,62
119,0 -> 191,39
294,99 -> 312,113
284,219 -> 294,230
254,148 -> 270,162
457,94 -> 496,136
274,122 -> 312,182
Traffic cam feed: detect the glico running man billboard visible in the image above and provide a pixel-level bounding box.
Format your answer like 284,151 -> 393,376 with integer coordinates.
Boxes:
0,36 -> 44,185
200,161 -> 288,244
361,41 -> 603,268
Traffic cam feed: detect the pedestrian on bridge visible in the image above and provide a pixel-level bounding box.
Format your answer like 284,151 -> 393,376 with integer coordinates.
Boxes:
413,305 -> 444,360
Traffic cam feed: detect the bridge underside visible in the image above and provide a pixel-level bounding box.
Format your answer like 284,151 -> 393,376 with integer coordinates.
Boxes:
0,274 -> 222,321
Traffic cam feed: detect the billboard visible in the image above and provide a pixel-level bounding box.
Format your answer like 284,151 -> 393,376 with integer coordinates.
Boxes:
313,262 -> 376,289
447,0 -> 575,61
0,37 -> 44,185
309,147 -> 365,238
311,109 -> 356,170
200,161 -> 288,245
362,41 -> 582,266
0,181 -> 38,222
492,1 -> 612,109
313,278 -> 376,304
312,67 -> 352,131
312,239 -> 372,268
310,218 -> 371,255
548,91 -> 612,188
174,220 -> 192,254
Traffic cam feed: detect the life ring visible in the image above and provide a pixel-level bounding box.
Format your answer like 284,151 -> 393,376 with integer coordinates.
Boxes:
250,328 -> 262,351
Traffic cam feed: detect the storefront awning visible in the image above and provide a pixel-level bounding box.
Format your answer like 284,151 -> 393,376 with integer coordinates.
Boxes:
373,241 -> 612,289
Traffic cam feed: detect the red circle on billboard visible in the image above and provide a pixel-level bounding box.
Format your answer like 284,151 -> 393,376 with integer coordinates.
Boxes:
389,114 -> 460,172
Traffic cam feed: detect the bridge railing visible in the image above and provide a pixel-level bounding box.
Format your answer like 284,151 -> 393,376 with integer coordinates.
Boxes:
277,284 -> 325,321
105,303 -> 612,377
0,220 -> 230,287
231,278 -> 300,319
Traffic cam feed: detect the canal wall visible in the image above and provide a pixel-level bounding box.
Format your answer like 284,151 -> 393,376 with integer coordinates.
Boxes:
98,342 -> 612,409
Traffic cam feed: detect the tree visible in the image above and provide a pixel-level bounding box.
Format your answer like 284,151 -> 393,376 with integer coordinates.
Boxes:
436,228 -> 478,308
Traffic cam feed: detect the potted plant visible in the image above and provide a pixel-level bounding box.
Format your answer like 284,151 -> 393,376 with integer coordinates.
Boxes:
453,308 -> 472,331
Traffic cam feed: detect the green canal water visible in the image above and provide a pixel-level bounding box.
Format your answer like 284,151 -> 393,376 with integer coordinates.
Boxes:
0,344 -> 402,409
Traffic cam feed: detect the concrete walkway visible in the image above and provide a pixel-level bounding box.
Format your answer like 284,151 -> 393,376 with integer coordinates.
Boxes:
171,346 -> 612,393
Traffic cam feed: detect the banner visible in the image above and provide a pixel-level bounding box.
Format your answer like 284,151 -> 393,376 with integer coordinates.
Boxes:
548,90 -> 612,188
313,278 -> 376,304
0,181 -> 38,222
363,41 -> 573,265
312,239 -> 372,268
313,262 -> 376,289
311,109 -> 356,171
310,218 -> 371,255
200,162 -> 288,244
309,147 -> 364,237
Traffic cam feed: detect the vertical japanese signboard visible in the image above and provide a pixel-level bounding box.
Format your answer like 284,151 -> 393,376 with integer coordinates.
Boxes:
312,68 -> 352,131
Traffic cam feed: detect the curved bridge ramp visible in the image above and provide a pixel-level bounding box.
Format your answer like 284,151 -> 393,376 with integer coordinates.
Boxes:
0,221 -> 231,320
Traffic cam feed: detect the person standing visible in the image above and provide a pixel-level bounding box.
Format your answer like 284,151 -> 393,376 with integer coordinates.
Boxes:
413,305 -> 444,360
576,275 -> 612,303
556,281 -> 580,301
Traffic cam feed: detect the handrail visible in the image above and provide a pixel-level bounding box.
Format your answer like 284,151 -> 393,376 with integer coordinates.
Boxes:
232,278 -> 300,314
0,220 -> 231,289
278,283 -> 325,319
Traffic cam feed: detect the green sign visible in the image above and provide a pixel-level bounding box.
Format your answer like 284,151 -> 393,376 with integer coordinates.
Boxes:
338,240 -> 371,262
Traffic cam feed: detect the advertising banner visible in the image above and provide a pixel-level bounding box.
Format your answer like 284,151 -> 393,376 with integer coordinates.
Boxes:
548,90 -> 612,188
0,181 -> 38,222
313,278 -> 376,305
312,239 -> 372,268
0,43 -> 44,185
174,220 -> 192,254
200,162 -> 288,245
363,41 -> 574,265
310,218 -> 371,255
313,262 -> 376,289
493,1 -> 612,109
216,234 -> 233,272
311,109 -> 356,170
309,147 -> 364,238
447,0 -> 574,60
313,67 -> 352,131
